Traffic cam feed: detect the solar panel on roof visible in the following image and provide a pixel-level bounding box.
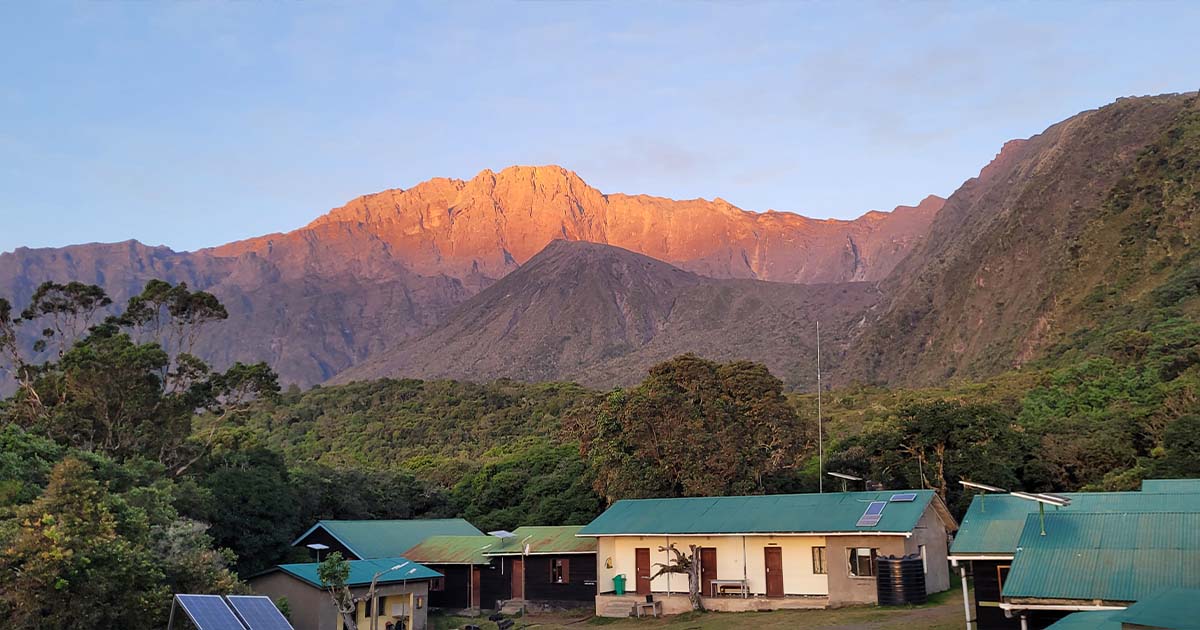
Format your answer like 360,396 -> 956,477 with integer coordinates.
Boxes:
227,596 -> 295,630
175,595 -> 247,630
890,493 -> 917,502
856,501 -> 887,527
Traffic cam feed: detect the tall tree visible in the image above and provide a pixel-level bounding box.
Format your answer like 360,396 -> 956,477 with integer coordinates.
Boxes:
1,279 -> 278,475
318,552 -> 360,630
579,355 -> 808,502
0,458 -> 165,629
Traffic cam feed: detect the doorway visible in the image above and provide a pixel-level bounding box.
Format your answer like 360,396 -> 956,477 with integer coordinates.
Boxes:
511,558 -> 524,600
764,547 -> 784,597
700,547 -> 718,597
635,548 -> 652,595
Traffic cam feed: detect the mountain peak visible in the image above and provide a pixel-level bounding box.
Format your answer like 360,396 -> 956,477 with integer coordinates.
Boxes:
212,166 -> 938,284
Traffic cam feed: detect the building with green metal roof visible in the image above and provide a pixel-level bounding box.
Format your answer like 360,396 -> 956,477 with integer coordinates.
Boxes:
292,518 -> 483,560
578,490 -> 951,537
401,534 -> 506,611
1044,587 -> 1200,630
1003,513 -> 1200,605
248,556 -> 441,630
482,526 -> 598,610
948,488 -> 1200,630
580,490 -> 956,613
1044,611 -> 1122,630
1110,587 -> 1200,629
483,526 -> 597,556
404,535 -> 497,565
402,528 -> 599,612
1141,479 -> 1200,494
951,492 -> 1200,559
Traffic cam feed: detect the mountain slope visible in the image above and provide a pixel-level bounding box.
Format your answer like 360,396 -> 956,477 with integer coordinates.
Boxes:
846,92 -> 1200,386
1,169 -> 936,387
337,240 -> 879,388
0,240 -> 467,385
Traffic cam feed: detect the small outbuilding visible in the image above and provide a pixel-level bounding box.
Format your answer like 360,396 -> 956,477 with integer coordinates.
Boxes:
248,556 -> 441,630
402,526 -> 598,613
401,534 -> 508,612
482,526 -> 598,611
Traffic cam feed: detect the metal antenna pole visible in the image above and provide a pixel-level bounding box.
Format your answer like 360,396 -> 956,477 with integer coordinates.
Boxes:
817,319 -> 823,493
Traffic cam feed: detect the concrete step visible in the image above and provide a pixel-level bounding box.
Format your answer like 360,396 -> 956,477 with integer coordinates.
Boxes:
498,600 -> 525,615
598,601 -> 635,618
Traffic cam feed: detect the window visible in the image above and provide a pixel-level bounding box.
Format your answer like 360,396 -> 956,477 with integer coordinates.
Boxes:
551,558 -> 570,584
848,548 -> 877,577
359,599 -> 373,618
812,547 -> 827,574
919,545 -> 927,574
430,577 -> 445,592
997,565 -> 1011,589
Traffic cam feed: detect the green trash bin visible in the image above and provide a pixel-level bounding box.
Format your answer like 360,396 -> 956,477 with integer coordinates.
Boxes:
613,574 -> 627,595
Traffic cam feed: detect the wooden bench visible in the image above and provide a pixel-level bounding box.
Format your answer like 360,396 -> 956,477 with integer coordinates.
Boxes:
710,579 -> 749,598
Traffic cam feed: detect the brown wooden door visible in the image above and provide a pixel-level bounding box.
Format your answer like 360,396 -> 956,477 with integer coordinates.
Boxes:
511,558 -> 525,599
764,547 -> 784,597
635,548 -> 652,595
470,566 -> 481,608
700,547 -> 718,597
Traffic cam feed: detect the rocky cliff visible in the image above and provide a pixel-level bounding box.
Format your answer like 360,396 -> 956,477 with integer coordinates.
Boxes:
0,169 -> 937,386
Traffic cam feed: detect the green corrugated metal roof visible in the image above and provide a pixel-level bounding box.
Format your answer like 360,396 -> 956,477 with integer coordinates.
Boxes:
1002,513 -> 1200,602
1111,587 -> 1200,629
578,490 -> 946,536
292,519 -> 484,559
485,526 -> 596,555
1142,479 -> 1200,493
951,492 -> 1200,556
1044,611 -> 1122,630
402,535 -> 498,564
275,556 -> 443,588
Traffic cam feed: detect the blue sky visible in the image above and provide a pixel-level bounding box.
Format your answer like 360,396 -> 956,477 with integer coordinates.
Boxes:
1,1 -> 1198,254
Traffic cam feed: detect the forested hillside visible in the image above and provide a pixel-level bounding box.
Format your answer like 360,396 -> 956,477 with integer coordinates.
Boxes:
849,92 -> 1200,386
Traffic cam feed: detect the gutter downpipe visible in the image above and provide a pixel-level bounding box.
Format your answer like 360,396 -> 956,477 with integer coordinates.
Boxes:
742,536 -> 748,595
666,535 -> 670,595
1021,615 -> 1028,630
951,559 -> 972,630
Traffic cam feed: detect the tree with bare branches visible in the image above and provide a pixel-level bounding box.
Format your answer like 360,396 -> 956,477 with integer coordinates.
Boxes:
650,543 -> 704,611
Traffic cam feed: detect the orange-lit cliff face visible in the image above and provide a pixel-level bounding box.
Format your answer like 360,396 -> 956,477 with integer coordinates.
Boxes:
211,165 -> 943,286
2,165 -> 941,388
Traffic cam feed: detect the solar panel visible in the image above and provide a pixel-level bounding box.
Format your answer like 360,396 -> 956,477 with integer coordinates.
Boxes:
890,493 -> 917,502
856,501 -> 887,527
227,596 -> 295,630
175,595 -> 247,630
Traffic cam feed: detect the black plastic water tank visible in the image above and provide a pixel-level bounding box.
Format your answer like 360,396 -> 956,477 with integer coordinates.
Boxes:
876,554 -> 927,606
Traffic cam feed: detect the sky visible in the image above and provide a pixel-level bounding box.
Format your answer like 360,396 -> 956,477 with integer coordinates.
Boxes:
1,1 -> 1198,254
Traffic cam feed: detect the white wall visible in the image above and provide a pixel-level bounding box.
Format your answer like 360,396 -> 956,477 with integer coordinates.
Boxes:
595,535 -> 829,596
